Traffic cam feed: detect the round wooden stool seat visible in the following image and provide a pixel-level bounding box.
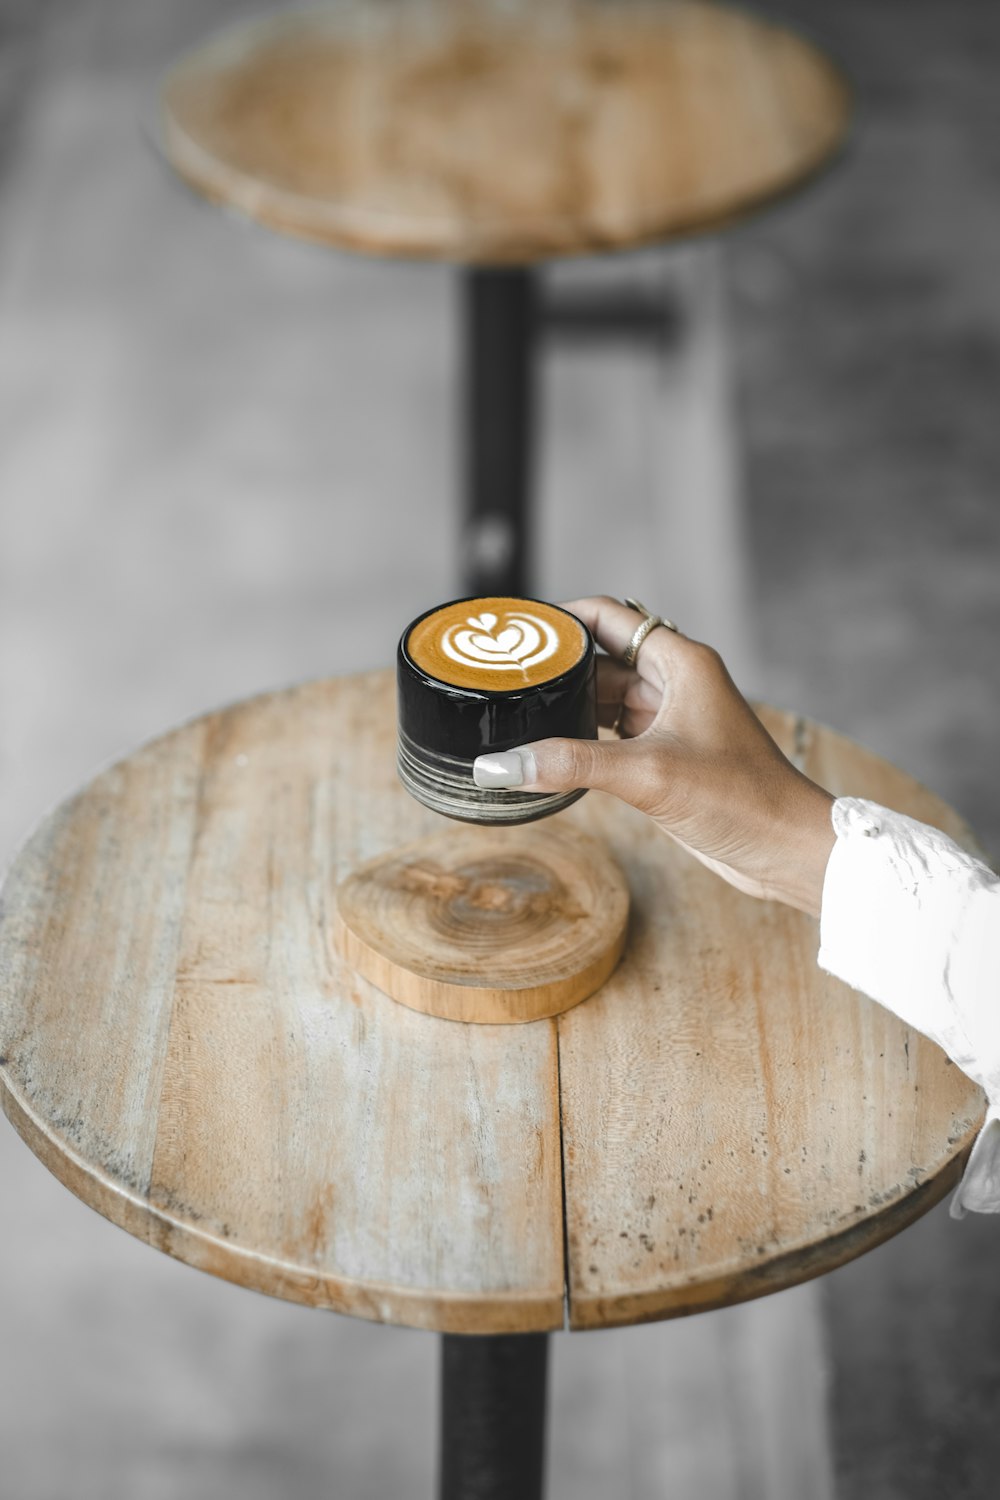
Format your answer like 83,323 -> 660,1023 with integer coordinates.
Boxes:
161,1 -> 851,262
0,674 -> 983,1333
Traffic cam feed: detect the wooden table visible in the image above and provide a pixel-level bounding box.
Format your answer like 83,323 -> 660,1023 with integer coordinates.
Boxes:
0,673 -> 985,1495
159,0 -> 852,596
162,0 -> 850,262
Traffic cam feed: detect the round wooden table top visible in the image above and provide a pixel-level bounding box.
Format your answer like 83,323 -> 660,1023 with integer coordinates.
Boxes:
0,673 -> 985,1333
160,1 -> 852,263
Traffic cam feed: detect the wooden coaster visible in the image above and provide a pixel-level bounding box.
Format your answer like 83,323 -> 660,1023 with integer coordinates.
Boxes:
335,822 -> 629,1024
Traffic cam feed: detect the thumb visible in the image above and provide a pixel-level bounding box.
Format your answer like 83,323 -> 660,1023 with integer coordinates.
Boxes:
473,735 -> 662,813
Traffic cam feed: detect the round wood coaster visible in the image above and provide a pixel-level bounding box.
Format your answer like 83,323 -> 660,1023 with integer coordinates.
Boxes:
335,822 -> 630,1024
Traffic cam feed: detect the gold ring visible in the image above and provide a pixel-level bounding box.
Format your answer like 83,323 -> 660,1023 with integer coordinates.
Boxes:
622,597 -> 678,665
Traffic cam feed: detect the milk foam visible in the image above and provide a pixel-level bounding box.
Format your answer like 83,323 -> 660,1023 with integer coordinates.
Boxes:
406,598 -> 585,691
441,610 -> 559,675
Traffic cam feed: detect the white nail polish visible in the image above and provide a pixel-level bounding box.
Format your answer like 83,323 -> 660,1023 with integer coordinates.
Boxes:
473,751 -> 528,789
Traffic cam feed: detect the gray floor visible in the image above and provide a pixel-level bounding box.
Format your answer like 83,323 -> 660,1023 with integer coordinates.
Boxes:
733,6 -> 1000,1494
2,1 -> 999,1496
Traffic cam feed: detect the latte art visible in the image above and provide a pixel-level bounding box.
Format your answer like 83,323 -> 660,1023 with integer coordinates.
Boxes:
406,596 -> 587,692
442,611 -> 559,675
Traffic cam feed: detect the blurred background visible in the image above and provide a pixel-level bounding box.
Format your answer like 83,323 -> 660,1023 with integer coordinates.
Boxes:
1,0 -> 998,1495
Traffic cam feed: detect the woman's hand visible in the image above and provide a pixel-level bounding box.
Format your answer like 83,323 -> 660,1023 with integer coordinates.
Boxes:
473,596 -> 836,917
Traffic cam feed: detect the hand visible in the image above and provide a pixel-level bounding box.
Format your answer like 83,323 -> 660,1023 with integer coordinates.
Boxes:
473,596 -> 836,917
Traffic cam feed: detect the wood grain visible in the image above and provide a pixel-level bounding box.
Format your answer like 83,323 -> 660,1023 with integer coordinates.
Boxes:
160,1 -> 851,262
0,675 -> 564,1333
335,822 -> 629,1023
558,706 -> 986,1330
0,679 -> 985,1334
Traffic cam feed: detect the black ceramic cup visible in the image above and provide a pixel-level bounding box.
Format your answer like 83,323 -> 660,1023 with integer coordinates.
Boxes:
397,596 -> 597,825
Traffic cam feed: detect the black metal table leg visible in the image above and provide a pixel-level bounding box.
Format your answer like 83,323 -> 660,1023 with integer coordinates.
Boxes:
461,267 -> 537,597
438,1332 -> 550,1500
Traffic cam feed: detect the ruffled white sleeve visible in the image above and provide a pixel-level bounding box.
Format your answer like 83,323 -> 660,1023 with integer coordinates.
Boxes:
817,797 -> 1000,1217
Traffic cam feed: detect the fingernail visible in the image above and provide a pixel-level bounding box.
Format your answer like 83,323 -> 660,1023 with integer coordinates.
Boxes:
473,749 -> 537,789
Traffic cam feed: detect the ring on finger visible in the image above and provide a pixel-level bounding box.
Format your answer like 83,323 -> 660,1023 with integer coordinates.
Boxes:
622,597 -> 678,665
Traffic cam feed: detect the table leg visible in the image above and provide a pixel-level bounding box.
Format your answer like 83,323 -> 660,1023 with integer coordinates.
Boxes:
438,1331 -> 550,1500
461,266 -> 537,597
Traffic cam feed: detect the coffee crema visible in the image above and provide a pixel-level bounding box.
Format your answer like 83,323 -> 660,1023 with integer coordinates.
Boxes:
406,597 -> 586,693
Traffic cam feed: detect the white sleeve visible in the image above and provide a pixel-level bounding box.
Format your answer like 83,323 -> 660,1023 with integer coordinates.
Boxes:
817,796 -> 1000,1217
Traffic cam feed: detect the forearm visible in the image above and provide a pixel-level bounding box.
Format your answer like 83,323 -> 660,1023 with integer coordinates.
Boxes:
762,774 -> 836,917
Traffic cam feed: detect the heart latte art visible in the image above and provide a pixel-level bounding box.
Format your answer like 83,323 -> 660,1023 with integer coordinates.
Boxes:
444,611 -> 558,672
406,597 -> 587,691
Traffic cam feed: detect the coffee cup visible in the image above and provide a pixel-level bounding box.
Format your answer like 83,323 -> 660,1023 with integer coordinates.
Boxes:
397,595 -> 597,824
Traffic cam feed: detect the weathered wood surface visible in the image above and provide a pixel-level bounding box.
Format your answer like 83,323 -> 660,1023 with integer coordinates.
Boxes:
0,677 -> 984,1334
558,706 -> 985,1329
0,675 -> 564,1333
161,1 -> 851,263
335,822 -> 629,1023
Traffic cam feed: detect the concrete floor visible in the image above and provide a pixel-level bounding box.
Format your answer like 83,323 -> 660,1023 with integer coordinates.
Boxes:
733,6 -> 1000,1494
1,1 -> 999,1496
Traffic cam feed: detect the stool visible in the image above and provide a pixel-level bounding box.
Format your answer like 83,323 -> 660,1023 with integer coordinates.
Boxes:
159,0 -> 852,594
0,673 -> 984,1496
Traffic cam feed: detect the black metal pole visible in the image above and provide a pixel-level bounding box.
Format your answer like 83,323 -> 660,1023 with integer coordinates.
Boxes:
461,267 -> 537,597
438,1332 -> 550,1500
